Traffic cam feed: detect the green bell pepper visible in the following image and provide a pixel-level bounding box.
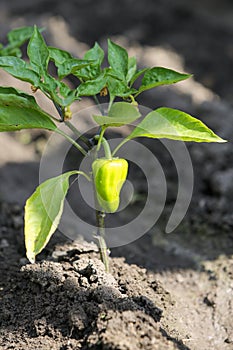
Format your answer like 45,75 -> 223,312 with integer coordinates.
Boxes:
92,158 -> 128,213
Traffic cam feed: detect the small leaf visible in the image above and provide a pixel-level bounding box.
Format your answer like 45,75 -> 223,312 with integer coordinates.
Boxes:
73,43 -> 105,81
0,87 -> 56,131
7,26 -> 36,46
27,26 -> 49,74
138,67 -> 191,93
0,47 -> 21,57
0,56 -> 40,85
84,42 -> 104,65
107,76 -> 136,103
108,39 -> 128,81
0,26 -> 40,57
93,102 -> 141,127
127,107 -> 226,143
73,65 -> 101,81
126,57 -> 137,83
40,73 -> 77,107
77,75 -> 107,96
25,171 -> 90,263
57,58 -> 93,79
48,46 -> 73,64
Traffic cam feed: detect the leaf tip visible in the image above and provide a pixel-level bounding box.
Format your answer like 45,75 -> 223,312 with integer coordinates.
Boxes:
26,251 -> 36,264
217,137 -> 227,143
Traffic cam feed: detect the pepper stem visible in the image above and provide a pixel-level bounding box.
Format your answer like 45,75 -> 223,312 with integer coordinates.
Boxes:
95,210 -> 110,272
102,138 -> 112,159
95,129 -> 112,160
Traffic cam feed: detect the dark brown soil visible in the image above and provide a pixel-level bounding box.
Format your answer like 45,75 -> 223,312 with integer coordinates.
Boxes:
0,203 -> 184,350
0,1 -> 233,349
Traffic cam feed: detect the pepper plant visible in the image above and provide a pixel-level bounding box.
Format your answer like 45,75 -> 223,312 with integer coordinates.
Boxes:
0,26 -> 226,271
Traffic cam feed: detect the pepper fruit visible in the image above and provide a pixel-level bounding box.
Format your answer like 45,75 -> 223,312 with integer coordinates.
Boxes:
92,158 -> 128,213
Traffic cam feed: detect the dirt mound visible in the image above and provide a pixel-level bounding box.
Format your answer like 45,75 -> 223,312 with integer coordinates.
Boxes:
0,202 -> 186,350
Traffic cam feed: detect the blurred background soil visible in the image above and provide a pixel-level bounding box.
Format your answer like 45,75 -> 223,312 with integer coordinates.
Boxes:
0,1 -> 233,349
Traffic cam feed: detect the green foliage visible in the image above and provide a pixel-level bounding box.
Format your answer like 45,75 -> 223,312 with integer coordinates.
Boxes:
0,25 -> 226,265
0,56 -> 40,85
25,171 -> 90,263
137,67 -> 191,94
0,87 -> 56,131
27,26 -> 49,75
77,74 -> 107,96
0,26 -> 38,57
107,39 -> 128,81
93,102 -> 141,127
127,107 -> 226,143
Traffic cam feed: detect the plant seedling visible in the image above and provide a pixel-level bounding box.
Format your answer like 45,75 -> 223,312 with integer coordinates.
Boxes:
0,26 -> 226,271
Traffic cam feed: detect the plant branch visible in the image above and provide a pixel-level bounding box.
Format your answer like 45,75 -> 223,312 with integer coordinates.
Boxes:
112,138 -> 129,156
64,120 -> 90,147
93,95 -> 105,115
95,210 -> 109,272
54,129 -> 87,156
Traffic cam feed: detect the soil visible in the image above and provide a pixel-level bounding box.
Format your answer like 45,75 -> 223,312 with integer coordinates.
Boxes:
0,1 -> 233,349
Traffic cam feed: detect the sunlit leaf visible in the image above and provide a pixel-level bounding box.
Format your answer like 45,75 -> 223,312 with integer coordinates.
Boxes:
93,102 -> 141,127
58,58 -> 93,79
77,74 -> 107,96
138,67 -> 191,93
0,87 -> 56,131
106,76 -> 137,103
27,26 -> 49,74
84,42 -> 104,65
127,57 -> 137,83
48,46 -> 73,64
25,171 -> 90,263
7,26 -> 36,46
127,107 -> 226,143
0,56 -> 40,85
108,39 -> 128,81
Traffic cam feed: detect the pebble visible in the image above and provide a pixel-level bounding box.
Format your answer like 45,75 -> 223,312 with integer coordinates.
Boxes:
0,239 -> 9,248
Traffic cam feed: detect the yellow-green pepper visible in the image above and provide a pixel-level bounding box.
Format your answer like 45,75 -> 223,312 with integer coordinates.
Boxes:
92,158 -> 128,213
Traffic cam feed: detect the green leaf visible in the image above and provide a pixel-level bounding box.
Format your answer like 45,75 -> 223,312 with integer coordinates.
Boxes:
73,65 -> 101,81
72,42 -> 105,81
0,87 -> 56,131
127,107 -> 226,143
138,67 -> 191,93
0,26 -> 39,57
0,47 -> 21,57
25,171 -> 90,263
108,39 -> 128,81
48,47 -> 75,81
57,58 -> 93,79
84,42 -> 104,65
93,101 -> 141,127
27,26 -> 49,74
106,76 -> 136,103
77,74 -> 107,96
48,46 -> 73,64
126,57 -> 137,83
7,26 -> 36,46
39,73 -> 76,106
0,56 -> 40,85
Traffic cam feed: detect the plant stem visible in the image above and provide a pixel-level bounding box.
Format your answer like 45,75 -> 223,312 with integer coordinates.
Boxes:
96,127 -> 105,151
52,101 -> 90,148
112,138 -> 129,156
95,210 -> 109,272
54,129 -> 87,156
95,131 -> 112,160
93,95 -> 105,115
64,120 -> 90,147
101,137 -> 112,159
